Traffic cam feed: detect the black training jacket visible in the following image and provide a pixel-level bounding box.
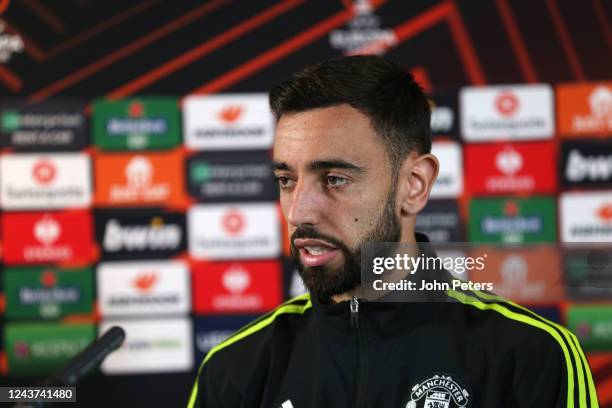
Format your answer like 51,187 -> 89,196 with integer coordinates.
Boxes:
187,243 -> 598,408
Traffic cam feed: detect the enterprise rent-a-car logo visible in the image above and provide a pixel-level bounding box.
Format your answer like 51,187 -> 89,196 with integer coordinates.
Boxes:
183,94 -> 274,150
97,260 -> 190,317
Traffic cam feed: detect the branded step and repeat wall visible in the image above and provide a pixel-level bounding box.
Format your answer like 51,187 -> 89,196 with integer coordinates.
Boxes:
1,82 -> 611,403
0,0 -> 611,406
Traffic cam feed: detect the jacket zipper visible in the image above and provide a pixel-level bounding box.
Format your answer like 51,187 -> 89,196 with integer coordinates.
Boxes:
350,297 -> 367,408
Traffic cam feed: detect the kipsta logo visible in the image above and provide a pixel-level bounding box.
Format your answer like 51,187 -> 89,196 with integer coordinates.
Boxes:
218,106 -> 243,124
495,91 -> 519,117
32,158 -> 57,185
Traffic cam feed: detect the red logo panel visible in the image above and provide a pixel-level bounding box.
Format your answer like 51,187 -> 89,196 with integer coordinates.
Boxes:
2,211 -> 95,265
465,141 -> 557,195
192,260 -> 282,314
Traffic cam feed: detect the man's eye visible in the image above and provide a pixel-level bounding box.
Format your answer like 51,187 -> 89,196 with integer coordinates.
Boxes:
276,176 -> 294,189
326,175 -> 348,188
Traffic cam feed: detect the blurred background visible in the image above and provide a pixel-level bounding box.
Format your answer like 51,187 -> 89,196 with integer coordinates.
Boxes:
0,0 -> 610,406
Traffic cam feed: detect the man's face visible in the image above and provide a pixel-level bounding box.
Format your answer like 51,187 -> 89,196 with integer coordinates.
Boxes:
273,104 -> 401,302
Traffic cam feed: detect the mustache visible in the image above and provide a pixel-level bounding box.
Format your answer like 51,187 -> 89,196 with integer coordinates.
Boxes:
290,227 -> 347,251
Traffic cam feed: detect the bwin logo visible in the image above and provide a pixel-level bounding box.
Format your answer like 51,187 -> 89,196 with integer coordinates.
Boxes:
103,218 -> 181,252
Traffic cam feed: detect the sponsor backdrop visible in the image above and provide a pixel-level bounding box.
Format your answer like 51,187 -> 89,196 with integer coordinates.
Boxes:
0,0 -> 611,407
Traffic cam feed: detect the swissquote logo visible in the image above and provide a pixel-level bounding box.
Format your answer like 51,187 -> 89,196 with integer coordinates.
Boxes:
221,209 -> 245,235
188,203 -> 281,260
33,159 -> 56,184
460,84 -> 554,141
183,94 -> 274,150
406,374 -> 470,408
0,153 -> 91,209
495,91 -> 519,116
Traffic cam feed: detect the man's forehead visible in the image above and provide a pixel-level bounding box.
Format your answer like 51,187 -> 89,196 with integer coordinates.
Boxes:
274,104 -> 372,135
272,105 -> 385,164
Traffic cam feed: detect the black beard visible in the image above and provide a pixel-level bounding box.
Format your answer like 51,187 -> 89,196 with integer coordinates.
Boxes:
290,189 -> 401,304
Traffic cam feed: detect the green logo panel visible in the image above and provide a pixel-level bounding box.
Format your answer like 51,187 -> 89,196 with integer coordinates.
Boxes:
1,111 -> 20,131
4,267 -> 94,320
5,323 -> 96,376
92,98 -> 180,150
567,306 -> 612,352
469,196 -> 557,243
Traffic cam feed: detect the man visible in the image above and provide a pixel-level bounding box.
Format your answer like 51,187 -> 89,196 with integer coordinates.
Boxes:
187,56 -> 598,407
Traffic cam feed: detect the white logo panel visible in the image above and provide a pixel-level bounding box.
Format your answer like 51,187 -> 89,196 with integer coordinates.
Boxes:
97,260 -> 190,317
188,203 -> 281,260
460,84 -> 554,141
560,191 -> 612,242
100,318 -> 193,374
183,94 -> 274,150
0,153 -> 91,209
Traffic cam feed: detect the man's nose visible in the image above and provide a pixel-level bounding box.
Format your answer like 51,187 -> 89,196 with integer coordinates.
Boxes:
287,180 -> 323,227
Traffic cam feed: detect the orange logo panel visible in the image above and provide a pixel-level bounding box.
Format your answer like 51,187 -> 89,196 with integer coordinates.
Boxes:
557,82 -> 612,138
94,150 -> 184,207
470,245 -> 565,304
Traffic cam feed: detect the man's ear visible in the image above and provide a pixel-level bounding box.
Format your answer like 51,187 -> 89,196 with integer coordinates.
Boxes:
397,152 -> 439,216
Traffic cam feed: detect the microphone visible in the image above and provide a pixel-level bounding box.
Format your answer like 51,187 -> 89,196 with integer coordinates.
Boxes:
47,325 -> 126,386
12,326 -> 126,408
